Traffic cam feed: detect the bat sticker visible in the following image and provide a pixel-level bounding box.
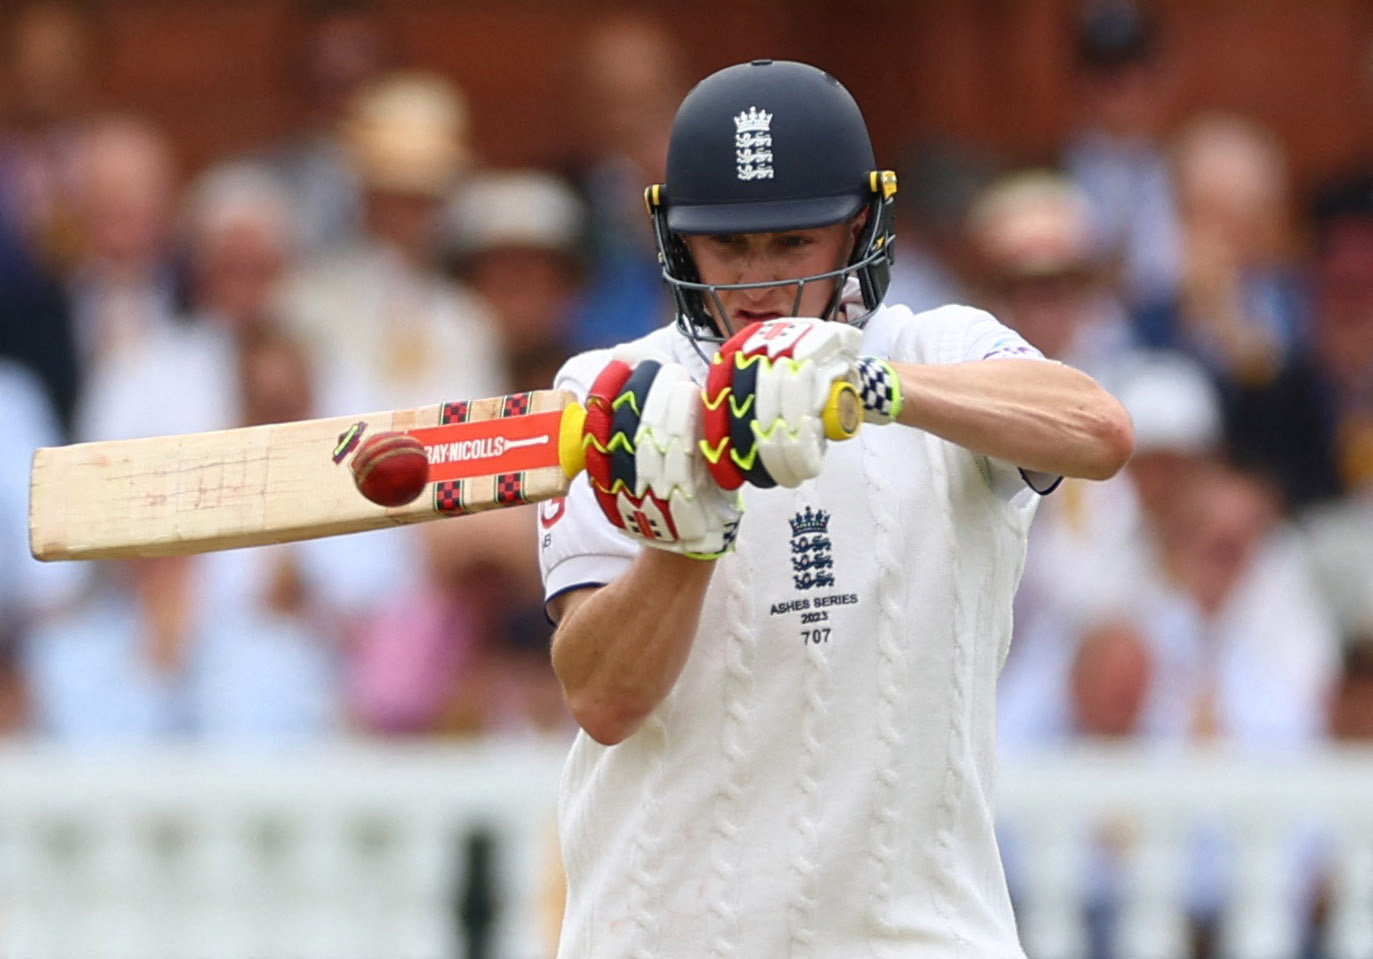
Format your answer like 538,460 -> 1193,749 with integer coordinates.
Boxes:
332,421 -> 368,464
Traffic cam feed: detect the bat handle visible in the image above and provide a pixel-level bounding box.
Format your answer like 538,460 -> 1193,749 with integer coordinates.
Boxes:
558,401 -> 589,479
822,379 -> 861,441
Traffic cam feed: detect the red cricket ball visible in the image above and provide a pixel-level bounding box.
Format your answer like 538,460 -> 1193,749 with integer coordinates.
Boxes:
350,431 -> 431,507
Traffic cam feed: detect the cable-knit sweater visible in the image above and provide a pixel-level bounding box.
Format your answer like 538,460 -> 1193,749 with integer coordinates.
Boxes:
540,303 -> 1042,958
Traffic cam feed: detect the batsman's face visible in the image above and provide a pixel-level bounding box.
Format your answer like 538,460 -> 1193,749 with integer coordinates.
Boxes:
683,218 -> 860,335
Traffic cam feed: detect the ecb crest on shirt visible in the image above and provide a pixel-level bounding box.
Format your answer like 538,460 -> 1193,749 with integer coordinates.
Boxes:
789,506 -> 834,591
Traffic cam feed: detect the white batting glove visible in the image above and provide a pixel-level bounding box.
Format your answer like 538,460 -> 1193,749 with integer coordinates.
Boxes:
702,318 -> 860,490
583,355 -> 742,560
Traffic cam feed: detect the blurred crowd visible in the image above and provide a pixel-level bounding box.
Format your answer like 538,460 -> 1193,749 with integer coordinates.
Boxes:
0,0 -> 1370,931
2,0 -> 1371,744
0,0 -> 687,745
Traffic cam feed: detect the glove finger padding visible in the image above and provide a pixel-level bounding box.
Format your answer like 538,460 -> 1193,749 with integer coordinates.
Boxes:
727,356 -> 775,489
584,358 -> 636,527
609,359 -> 662,494
585,357 -> 742,559
636,366 -> 741,551
701,341 -> 749,491
705,319 -> 861,489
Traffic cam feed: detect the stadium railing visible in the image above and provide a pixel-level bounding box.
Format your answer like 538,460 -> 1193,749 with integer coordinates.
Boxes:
0,739 -> 1370,959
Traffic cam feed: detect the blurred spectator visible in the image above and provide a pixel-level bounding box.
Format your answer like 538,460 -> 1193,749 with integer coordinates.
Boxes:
23,332 -> 352,744
1299,420 -> 1373,748
1300,493 -> 1373,658
1062,0 -> 1183,319
23,555 -> 195,741
71,160 -> 294,444
1166,113 -> 1306,379
885,138 -> 995,312
256,0 -> 399,256
0,1 -> 100,433
1157,112 -> 1327,511
1003,344 -> 1339,750
973,170 -> 1143,751
999,350 -> 1214,750
998,351 -> 1202,950
0,0 -> 97,274
183,330 -> 347,742
0,357 -> 85,735
1305,175 -> 1373,497
182,161 -> 300,336
561,14 -> 684,348
1111,348 -> 1224,530
1308,633 -> 1373,954
1329,637 -> 1373,741
446,168 -> 588,390
64,114 -> 184,378
22,152 -> 430,744
171,163 -> 416,718
965,169 -> 1135,378
347,508 -> 567,738
1188,171 -> 1373,511
0,644 -> 24,734
1078,351 -> 1342,744
1149,460 -> 1339,747
280,71 -> 505,416
1067,617 -> 1156,739
1145,460 -> 1338,952
1004,355 -> 1338,957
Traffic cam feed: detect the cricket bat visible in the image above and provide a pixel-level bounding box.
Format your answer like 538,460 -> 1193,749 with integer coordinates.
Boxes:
30,379 -> 862,562
29,389 -> 588,561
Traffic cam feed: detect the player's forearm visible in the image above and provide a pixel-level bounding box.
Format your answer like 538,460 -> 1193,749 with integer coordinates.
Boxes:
550,548 -> 716,745
890,358 -> 1135,479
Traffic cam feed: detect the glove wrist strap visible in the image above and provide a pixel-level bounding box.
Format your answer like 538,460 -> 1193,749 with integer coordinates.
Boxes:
856,356 -> 902,424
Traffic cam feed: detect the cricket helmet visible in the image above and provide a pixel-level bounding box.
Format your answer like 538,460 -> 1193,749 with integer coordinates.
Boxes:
645,59 -> 897,342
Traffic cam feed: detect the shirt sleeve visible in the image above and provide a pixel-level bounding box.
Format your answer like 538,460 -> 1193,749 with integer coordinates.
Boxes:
966,313 -> 1065,497
901,306 -> 1062,499
954,306 -> 1047,363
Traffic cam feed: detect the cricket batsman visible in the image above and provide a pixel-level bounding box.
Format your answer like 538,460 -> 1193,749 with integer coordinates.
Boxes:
539,59 -> 1134,956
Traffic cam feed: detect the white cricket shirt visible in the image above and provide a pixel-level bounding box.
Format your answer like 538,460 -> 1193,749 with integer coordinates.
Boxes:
539,303 -> 1043,958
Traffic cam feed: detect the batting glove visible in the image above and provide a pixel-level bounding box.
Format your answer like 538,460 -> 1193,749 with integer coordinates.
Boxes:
582,353 -> 743,560
854,355 -> 903,425
702,318 -> 860,490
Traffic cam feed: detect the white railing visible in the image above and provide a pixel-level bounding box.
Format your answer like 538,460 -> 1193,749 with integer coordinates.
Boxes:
0,737 -> 570,959
1,741 -> 1371,959
998,746 -> 1373,959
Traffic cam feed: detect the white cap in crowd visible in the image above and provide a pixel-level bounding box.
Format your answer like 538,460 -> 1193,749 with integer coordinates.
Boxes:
1110,349 -> 1223,455
182,161 -> 298,251
446,169 -> 585,261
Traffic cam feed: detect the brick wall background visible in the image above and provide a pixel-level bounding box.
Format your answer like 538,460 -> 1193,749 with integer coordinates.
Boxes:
19,1 -> 1373,205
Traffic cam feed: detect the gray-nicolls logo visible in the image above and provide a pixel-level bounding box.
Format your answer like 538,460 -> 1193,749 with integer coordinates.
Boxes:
789,506 -> 834,591
734,106 -> 773,181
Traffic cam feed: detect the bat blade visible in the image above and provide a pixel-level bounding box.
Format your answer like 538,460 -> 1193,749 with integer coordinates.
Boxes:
29,389 -> 576,561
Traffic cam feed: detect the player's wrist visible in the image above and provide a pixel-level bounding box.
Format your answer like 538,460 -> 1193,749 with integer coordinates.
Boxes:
855,355 -> 902,424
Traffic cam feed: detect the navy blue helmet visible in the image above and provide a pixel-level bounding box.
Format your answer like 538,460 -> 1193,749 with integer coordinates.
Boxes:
645,59 -> 897,342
